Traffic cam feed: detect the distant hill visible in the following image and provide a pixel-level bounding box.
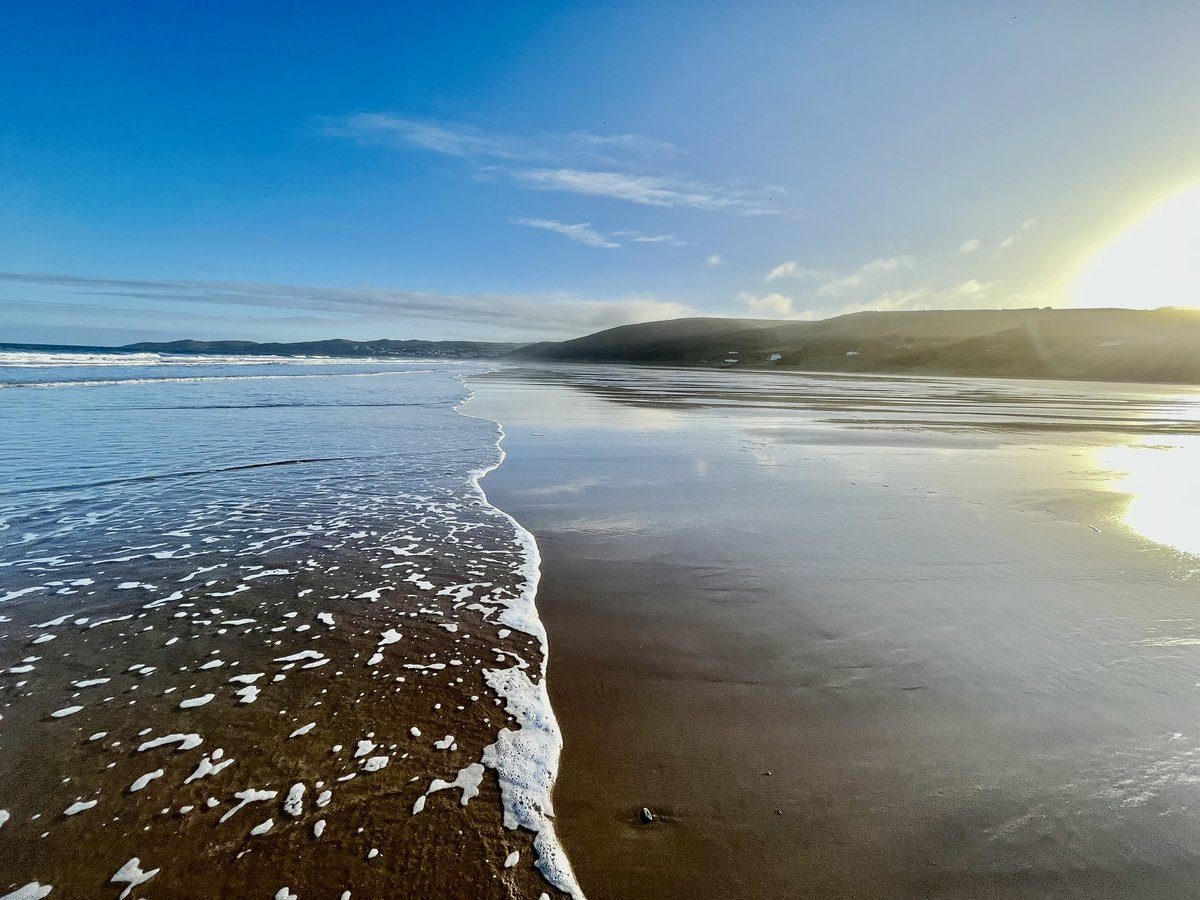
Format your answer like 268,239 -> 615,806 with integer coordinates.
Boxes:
512,317 -> 788,363
509,308 -> 1200,385
122,338 -> 523,359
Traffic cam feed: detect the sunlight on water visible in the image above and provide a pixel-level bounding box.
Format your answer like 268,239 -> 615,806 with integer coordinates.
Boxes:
1102,438 -> 1200,557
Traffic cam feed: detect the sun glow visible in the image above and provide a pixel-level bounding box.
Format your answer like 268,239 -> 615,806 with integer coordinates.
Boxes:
1072,182 -> 1200,309
1102,438 -> 1200,558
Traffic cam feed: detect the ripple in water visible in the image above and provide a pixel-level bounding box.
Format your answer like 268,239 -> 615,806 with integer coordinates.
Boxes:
0,352 -> 581,899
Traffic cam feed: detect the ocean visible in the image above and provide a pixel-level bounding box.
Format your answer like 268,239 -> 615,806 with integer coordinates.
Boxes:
0,348 -> 580,899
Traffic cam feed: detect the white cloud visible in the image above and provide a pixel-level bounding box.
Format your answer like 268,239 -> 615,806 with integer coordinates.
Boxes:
958,238 -> 982,253
630,234 -> 688,246
819,278 -> 1002,316
996,220 -> 1035,250
612,230 -> 690,246
323,113 -> 786,216
324,115 -> 684,165
954,278 -> 993,298
861,255 -> 915,273
512,221 -> 690,249
0,271 -> 692,337
737,291 -> 812,318
511,217 -> 618,248
816,273 -> 865,296
320,113 -> 525,159
757,253 -> 921,299
705,254 -> 726,268
566,131 -> 680,158
506,167 -> 782,216
765,261 -> 823,282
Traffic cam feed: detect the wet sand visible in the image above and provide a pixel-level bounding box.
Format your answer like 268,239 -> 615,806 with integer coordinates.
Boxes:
0,526 -> 568,899
470,366 -> 1200,899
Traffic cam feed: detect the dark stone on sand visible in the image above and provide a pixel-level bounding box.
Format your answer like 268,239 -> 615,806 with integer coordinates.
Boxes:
640,807 -> 654,824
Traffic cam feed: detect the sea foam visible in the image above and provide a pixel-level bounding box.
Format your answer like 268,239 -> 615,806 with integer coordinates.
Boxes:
457,389 -> 586,899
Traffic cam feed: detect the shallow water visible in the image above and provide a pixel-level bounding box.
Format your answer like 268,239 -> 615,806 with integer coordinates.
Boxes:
0,350 -> 577,899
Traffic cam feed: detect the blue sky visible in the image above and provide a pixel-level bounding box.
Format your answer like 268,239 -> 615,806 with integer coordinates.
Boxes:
4,1 -> 1200,345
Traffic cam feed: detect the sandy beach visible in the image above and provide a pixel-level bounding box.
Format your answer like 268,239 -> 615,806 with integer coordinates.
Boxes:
470,365 -> 1200,899
8,355 -> 1200,898
9,2 -> 1200,896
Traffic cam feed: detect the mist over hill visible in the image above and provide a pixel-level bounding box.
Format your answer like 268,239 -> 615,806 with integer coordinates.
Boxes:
510,308 -> 1200,385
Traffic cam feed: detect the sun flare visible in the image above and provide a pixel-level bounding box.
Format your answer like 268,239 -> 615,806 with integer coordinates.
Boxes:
1072,182 -> 1200,310
1102,438 -> 1200,558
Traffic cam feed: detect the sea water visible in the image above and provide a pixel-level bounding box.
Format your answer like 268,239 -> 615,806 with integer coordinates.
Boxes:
0,348 -> 580,898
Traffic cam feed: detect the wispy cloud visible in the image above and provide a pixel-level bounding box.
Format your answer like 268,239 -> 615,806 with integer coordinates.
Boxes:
611,230 -> 689,246
321,112 -> 786,216
321,114 -> 682,164
0,271 -> 692,337
814,255 -> 914,296
998,218 -> 1037,250
816,273 -> 864,295
762,241 -> 1016,320
742,251 -> 966,319
511,220 -> 689,249
861,255 -> 915,273
819,278 -> 1001,316
565,131 -> 680,158
506,168 -> 781,215
765,255 -> 911,294
628,233 -> 689,246
320,113 -> 527,159
765,260 -> 823,282
511,217 -> 618,248
705,254 -> 726,268
737,291 -> 813,319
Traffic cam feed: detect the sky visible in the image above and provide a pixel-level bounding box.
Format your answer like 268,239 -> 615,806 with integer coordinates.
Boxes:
4,1 -> 1200,345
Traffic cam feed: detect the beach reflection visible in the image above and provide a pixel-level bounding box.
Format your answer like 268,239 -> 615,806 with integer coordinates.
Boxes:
1101,437 -> 1200,557
489,364 -> 1200,559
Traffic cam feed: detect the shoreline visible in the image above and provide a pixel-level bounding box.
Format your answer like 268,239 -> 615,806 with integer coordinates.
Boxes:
457,384 -> 586,899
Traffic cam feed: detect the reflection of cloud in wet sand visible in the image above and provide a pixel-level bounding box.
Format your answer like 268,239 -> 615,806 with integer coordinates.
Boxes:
492,365 -> 1200,560
553,513 -> 652,535
525,476 -> 613,496
471,376 -> 686,433
1101,437 -> 1200,557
